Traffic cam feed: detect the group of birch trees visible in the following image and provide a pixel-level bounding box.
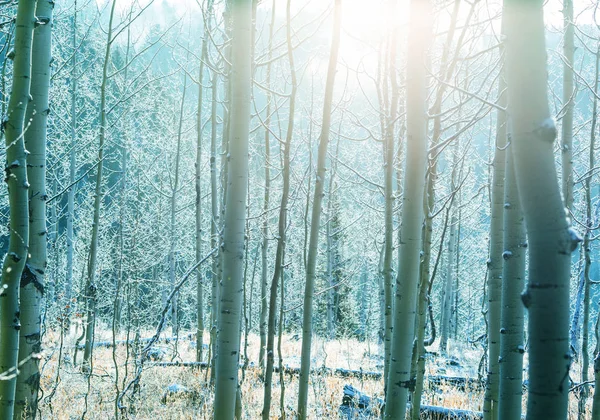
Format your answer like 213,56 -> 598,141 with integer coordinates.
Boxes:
1,0 -> 600,419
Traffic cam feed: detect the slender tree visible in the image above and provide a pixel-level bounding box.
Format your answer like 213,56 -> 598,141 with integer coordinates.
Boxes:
383,0 -> 431,417
14,0 -> 53,417
262,0 -> 296,416
196,0 -> 214,364
578,39 -> 599,419
497,151 -> 526,420
503,1 -> 580,418
83,0 -> 117,371
0,0 -> 35,417
561,0 -> 574,212
297,1 -> 342,417
483,55 -> 507,420
259,0 -> 276,373
209,70 -> 219,381
213,0 -> 253,417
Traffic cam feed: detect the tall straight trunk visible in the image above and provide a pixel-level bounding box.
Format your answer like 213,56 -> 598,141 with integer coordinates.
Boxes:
326,139 -> 340,340
213,0 -> 252,417
0,0 -> 35,417
297,1 -> 342,418
498,151 -> 526,420
440,194 -> 458,353
65,2 -> 77,328
209,71 -> 219,382
504,1 -> 579,418
561,0 -> 574,212
411,1 -> 463,412
483,62 -> 508,420
381,0 -> 398,383
440,143 -> 460,356
14,0 -> 53,417
196,0 -> 214,364
261,4 -> 296,416
83,0 -> 117,370
383,0 -> 431,417
168,69 -> 189,337
259,0 -> 276,372
578,41 -> 599,419
593,317 -> 600,420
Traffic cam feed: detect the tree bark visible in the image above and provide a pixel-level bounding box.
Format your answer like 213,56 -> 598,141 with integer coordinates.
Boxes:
578,40 -> 599,419
209,70 -> 219,383
261,0 -> 296,416
503,1 -> 579,418
498,151 -> 526,420
213,0 -> 252,417
0,0 -> 35,417
383,0 -> 431,417
297,1 -> 342,417
561,0 -> 574,212
83,0 -> 117,371
259,0 -> 276,373
483,56 -> 508,420
196,0 -> 214,364
14,0 -> 53,417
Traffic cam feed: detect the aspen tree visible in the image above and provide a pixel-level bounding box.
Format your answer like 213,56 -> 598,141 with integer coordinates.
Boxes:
561,0 -> 574,212
381,0 -> 399,386
259,0 -> 276,373
440,146 -> 459,355
384,0 -> 431,417
578,40 -> 599,419
65,1 -> 77,328
168,63 -> 189,337
411,1 -> 464,412
209,70 -> 219,382
262,0 -> 296,416
0,0 -> 35,417
297,1 -> 342,417
83,0 -> 117,371
498,151 -> 526,420
213,0 -> 252,417
593,343 -> 600,419
14,0 -> 53,417
504,1 -> 580,418
196,0 -> 214,364
483,61 -> 507,420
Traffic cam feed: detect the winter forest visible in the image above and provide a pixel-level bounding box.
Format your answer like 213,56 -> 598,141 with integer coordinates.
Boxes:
1,0 -> 600,419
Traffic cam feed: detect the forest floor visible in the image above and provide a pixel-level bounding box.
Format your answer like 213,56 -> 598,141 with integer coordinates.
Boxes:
36,326 -> 594,419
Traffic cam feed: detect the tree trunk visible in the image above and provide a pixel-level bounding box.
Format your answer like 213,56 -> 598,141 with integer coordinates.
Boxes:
503,1 -> 580,418
168,67 -> 189,338
0,0 -> 35,417
209,70 -> 219,383
497,151 -> 526,420
261,4 -> 296,415
411,1 -> 463,413
213,0 -> 252,417
578,40 -> 599,419
14,0 -> 53,417
196,0 -> 214,364
65,1 -> 78,330
440,194 -> 457,354
259,0 -> 276,373
592,319 -> 600,420
83,0 -> 117,371
297,1 -> 342,418
383,0 -> 431,417
561,0 -> 574,212
483,56 -> 508,420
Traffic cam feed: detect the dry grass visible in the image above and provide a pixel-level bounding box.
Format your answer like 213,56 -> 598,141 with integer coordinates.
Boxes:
36,327 -> 595,419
